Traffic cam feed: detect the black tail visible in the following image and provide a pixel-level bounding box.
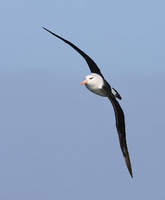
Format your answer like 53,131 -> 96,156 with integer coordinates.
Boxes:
112,88 -> 122,100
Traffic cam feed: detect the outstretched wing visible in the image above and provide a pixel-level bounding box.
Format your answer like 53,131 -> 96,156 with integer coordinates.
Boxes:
43,27 -> 103,77
102,85 -> 133,178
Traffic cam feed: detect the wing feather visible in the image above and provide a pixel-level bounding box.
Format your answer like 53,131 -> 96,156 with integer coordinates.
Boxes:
102,86 -> 133,178
43,27 -> 103,77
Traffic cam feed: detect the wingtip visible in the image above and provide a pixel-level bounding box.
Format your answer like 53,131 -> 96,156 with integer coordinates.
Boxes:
42,26 -> 47,31
124,156 -> 133,178
128,164 -> 133,178
130,171 -> 133,178
42,27 -> 53,35
128,167 -> 133,178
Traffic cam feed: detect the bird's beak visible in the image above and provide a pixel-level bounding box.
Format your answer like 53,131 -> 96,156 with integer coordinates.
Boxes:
80,78 -> 88,85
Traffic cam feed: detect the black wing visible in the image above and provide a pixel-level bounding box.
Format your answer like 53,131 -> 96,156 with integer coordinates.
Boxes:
102,85 -> 133,178
43,27 -> 103,77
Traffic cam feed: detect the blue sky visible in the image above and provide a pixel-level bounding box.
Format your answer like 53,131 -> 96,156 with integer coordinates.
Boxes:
1,0 -> 165,199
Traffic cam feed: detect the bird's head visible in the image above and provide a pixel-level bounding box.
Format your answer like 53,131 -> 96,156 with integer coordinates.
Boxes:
81,73 -> 103,86
80,74 -> 98,86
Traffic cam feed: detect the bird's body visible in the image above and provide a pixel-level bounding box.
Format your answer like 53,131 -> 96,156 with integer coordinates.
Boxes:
84,73 -> 106,97
43,27 -> 133,178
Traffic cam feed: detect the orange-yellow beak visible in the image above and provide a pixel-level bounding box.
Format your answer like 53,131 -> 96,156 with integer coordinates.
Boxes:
80,78 -> 88,85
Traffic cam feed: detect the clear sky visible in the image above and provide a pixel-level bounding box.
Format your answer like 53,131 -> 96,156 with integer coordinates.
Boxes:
1,0 -> 165,199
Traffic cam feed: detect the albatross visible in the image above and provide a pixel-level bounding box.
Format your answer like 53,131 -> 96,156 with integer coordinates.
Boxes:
43,27 -> 133,178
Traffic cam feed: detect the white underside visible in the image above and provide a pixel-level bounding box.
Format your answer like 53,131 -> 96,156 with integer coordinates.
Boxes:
85,84 -> 106,96
111,87 -> 117,96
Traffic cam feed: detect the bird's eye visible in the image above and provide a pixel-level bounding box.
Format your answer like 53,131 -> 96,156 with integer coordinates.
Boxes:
89,77 -> 94,80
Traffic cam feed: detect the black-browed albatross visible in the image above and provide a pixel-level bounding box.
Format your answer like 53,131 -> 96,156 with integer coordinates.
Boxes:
43,27 -> 133,178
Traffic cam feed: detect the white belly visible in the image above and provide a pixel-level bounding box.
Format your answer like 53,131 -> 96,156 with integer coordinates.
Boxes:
85,84 -> 106,97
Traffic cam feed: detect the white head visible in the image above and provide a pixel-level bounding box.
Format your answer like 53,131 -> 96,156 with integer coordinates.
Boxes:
80,73 -> 104,88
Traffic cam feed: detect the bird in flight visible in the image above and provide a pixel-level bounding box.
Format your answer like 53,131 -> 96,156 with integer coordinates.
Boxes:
43,27 -> 133,178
